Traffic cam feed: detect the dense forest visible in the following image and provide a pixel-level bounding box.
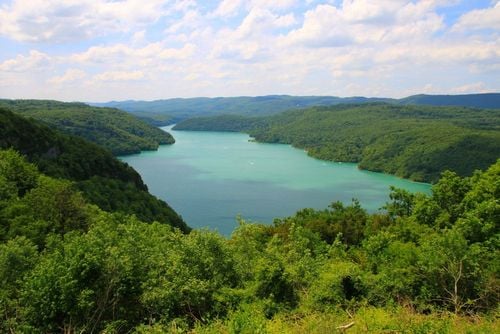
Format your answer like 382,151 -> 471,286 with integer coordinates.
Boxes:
175,103 -> 500,183
93,93 -> 500,126
0,107 -> 188,232
0,146 -> 498,332
0,99 -> 175,155
398,93 -> 500,109
1,97 -> 498,333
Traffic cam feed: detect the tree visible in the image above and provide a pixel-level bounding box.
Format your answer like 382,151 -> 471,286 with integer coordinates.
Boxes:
0,149 -> 38,197
0,237 -> 38,333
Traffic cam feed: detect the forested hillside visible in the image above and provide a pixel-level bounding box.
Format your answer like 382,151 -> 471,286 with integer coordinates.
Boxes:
1,147 -> 498,332
0,107 -> 188,231
400,93 -> 500,109
92,95 -> 392,125
0,99 -> 174,155
93,93 -> 500,126
175,103 -> 500,183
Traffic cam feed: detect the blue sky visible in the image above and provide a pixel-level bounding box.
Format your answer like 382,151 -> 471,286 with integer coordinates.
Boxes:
0,0 -> 498,102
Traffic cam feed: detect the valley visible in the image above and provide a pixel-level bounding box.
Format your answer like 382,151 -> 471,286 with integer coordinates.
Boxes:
2,1 -> 499,331
121,126 -> 430,234
0,96 -> 498,333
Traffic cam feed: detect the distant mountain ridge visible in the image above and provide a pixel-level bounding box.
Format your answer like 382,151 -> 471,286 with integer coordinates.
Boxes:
90,93 -> 500,125
399,93 -> 500,109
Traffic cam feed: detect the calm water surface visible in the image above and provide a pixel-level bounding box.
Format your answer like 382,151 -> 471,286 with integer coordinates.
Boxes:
120,126 -> 430,235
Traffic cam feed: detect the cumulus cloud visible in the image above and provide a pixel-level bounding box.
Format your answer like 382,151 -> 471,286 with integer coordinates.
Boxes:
212,0 -> 244,17
212,0 -> 297,17
452,2 -> 500,32
283,1 -> 446,48
48,69 -> 86,85
451,82 -> 494,94
0,0 -> 171,43
94,70 -> 144,82
0,0 -> 498,100
210,8 -> 297,61
71,42 -> 195,65
165,10 -> 205,34
0,50 -> 51,71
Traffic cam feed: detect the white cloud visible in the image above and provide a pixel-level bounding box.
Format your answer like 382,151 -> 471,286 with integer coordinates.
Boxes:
341,0 -> 401,24
173,0 -> 197,13
451,82 -> 494,94
48,68 -> 86,85
165,10 -> 205,34
452,2 -> 500,31
212,0 -> 297,18
283,5 -> 354,47
0,0 -> 498,101
0,50 -> 51,71
158,43 -> 196,59
249,0 -> 297,11
236,8 -> 296,37
71,45 -> 129,64
0,0 -> 171,43
94,70 -> 144,82
131,30 -> 146,45
71,42 -> 196,65
283,1 -> 446,48
210,8 -> 297,61
212,0 -> 244,17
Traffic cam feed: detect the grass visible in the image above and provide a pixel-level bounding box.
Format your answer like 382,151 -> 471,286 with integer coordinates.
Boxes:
137,306 -> 499,333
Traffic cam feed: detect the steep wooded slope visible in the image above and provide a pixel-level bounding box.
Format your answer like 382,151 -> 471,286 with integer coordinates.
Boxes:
0,107 -> 188,231
0,99 -> 174,155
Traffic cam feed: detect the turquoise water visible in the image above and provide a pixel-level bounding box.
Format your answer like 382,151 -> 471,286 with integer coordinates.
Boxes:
120,126 -> 431,235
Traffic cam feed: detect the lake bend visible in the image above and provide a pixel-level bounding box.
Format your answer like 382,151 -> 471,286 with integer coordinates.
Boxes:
120,126 -> 431,235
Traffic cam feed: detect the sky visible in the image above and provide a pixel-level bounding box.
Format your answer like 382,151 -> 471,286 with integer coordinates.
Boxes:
0,0 -> 499,102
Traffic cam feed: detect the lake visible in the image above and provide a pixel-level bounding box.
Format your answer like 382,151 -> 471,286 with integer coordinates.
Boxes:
120,126 -> 431,235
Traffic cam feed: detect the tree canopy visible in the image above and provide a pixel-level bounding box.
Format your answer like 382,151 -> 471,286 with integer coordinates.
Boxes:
0,107 -> 188,232
0,146 -> 498,333
0,99 -> 174,155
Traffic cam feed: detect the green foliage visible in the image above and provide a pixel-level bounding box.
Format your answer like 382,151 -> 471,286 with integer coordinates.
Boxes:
226,302 -> 268,334
94,95 -> 393,125
94,93 -> 500,126
0,149 -> 39,197
175,114 -> 267,132
0,109 -> 188,232
399,93 -> 500,109
19,219 -> 237,332
306,260 -> 364,310
0,107 -> 145,186
77,176 -> 186,230
270,200 -> 368,246
4,175 -> 90,247
0,99 -> 175,155
175,103 -> 500,183
0,237 -> 38,333
0,143 -> 498,332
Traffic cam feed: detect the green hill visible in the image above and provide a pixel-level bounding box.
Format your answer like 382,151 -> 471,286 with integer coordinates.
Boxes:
92,93 -> 500,125
91,95 -> 392,125
174,103 -> 500,183
0,99 -> 174,155
399,93 -> 500,109
0,107 -> 189,232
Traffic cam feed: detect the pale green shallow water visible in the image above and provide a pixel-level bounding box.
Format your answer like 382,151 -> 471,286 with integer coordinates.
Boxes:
120,126 -> 430,235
